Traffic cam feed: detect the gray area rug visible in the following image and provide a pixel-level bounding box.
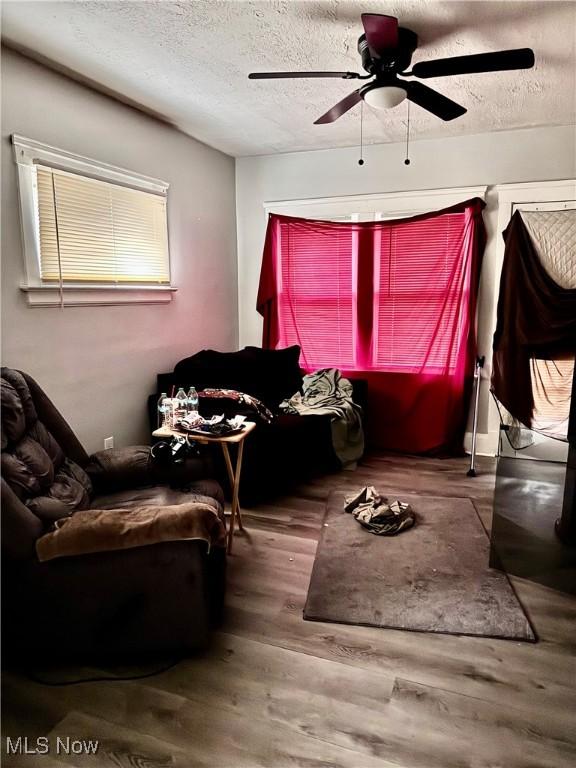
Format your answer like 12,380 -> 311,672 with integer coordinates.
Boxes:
304,491 -> 536,641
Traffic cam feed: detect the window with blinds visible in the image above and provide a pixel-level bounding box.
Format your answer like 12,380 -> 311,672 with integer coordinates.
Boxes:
35,166 -> 170,284
276,221 -> 356,370
373,213 -> 469,373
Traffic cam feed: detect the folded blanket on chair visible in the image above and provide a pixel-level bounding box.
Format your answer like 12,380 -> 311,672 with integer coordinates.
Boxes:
36,502 -> 227,562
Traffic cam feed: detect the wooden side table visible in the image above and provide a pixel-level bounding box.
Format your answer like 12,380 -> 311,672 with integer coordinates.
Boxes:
152,422 -> 255,553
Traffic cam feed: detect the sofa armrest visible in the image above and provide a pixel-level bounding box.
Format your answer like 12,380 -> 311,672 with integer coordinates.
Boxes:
1,478 -> 44,560
349,378 -> 369,418
4,539 -> 226,658
85,445 -> 211,494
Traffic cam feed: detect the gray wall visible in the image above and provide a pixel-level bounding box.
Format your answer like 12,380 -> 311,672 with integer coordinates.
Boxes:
235,125 -> 576,453
1,48 -> 238,453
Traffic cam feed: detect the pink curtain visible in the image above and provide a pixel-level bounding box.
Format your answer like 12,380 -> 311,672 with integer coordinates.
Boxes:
257,198 -> 486,453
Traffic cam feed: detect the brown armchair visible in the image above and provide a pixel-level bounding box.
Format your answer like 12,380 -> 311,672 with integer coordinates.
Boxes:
1,368 -> 226,659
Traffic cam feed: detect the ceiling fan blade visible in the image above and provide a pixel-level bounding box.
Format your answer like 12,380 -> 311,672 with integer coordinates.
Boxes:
411,48 -> 535,78
314,89 -> 363,124
405,81 -> 466,121
361,14 -> 399,57
249,71 -> 360,80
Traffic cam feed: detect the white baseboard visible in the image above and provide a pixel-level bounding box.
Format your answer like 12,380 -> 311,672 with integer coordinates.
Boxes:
464,430 -> 499,457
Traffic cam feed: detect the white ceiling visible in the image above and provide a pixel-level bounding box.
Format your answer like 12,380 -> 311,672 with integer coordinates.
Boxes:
2,1 -> 575,157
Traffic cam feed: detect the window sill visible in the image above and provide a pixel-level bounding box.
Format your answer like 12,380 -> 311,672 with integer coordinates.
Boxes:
20,284 -> 177,307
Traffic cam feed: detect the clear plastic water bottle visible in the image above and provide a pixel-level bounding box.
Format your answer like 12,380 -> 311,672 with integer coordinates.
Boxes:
175,388 -> 188,422
157,392 -> 168,428
187,386 -> 199,414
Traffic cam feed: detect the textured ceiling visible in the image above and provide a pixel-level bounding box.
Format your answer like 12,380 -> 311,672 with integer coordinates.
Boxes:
2,1 -> 575,156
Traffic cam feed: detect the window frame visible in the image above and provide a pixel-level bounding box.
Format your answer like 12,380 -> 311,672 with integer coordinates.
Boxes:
13,134 -> 176,307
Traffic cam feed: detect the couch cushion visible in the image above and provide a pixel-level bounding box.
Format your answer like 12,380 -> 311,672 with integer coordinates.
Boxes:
1,368 -> 92,522
1,376 -> 32,446
92,479 -> 224,514
27,459 -> 92,521
1,443 -> 50,500
243,346 -> 303,407
1,370 -> 40,445
262,412 -> 334,447
173,346 -> 303,410
174,349 -> 247,393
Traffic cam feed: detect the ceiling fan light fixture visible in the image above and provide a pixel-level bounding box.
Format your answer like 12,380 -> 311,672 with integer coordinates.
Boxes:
363,85 -> 407,110
249,14 -> 535,126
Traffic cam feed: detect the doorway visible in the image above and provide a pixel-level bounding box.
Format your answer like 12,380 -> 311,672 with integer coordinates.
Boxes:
490,188 -> 576,593
498,199 -> 575,464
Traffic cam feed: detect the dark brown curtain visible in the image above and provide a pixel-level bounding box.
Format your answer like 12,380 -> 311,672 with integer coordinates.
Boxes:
492,211 -> 576,428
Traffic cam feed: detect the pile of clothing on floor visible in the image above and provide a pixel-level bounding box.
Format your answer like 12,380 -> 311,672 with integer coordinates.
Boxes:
344,486 -> 415,535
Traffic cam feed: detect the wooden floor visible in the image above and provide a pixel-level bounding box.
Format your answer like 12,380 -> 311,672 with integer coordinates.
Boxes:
3,453 -> 576,768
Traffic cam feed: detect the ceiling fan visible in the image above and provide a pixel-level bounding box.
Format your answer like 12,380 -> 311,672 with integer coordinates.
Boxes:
248,13 -> 535,123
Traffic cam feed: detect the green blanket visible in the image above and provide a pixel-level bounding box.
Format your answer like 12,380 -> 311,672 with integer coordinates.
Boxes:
280,368 -> 364,467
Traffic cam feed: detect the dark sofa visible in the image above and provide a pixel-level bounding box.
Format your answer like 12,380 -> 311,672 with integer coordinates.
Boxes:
1,368 -> 226,659
148,346 -> 367,503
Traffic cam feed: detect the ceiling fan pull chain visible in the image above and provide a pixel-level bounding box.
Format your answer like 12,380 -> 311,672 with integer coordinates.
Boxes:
358,100 -> 365,166
404,100 -> 411,166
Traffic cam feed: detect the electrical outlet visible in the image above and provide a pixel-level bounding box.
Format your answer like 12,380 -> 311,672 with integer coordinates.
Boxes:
104,436 -> 114,450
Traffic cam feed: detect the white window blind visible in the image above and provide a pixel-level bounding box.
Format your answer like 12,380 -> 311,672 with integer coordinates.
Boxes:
36,166 -> 170,284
